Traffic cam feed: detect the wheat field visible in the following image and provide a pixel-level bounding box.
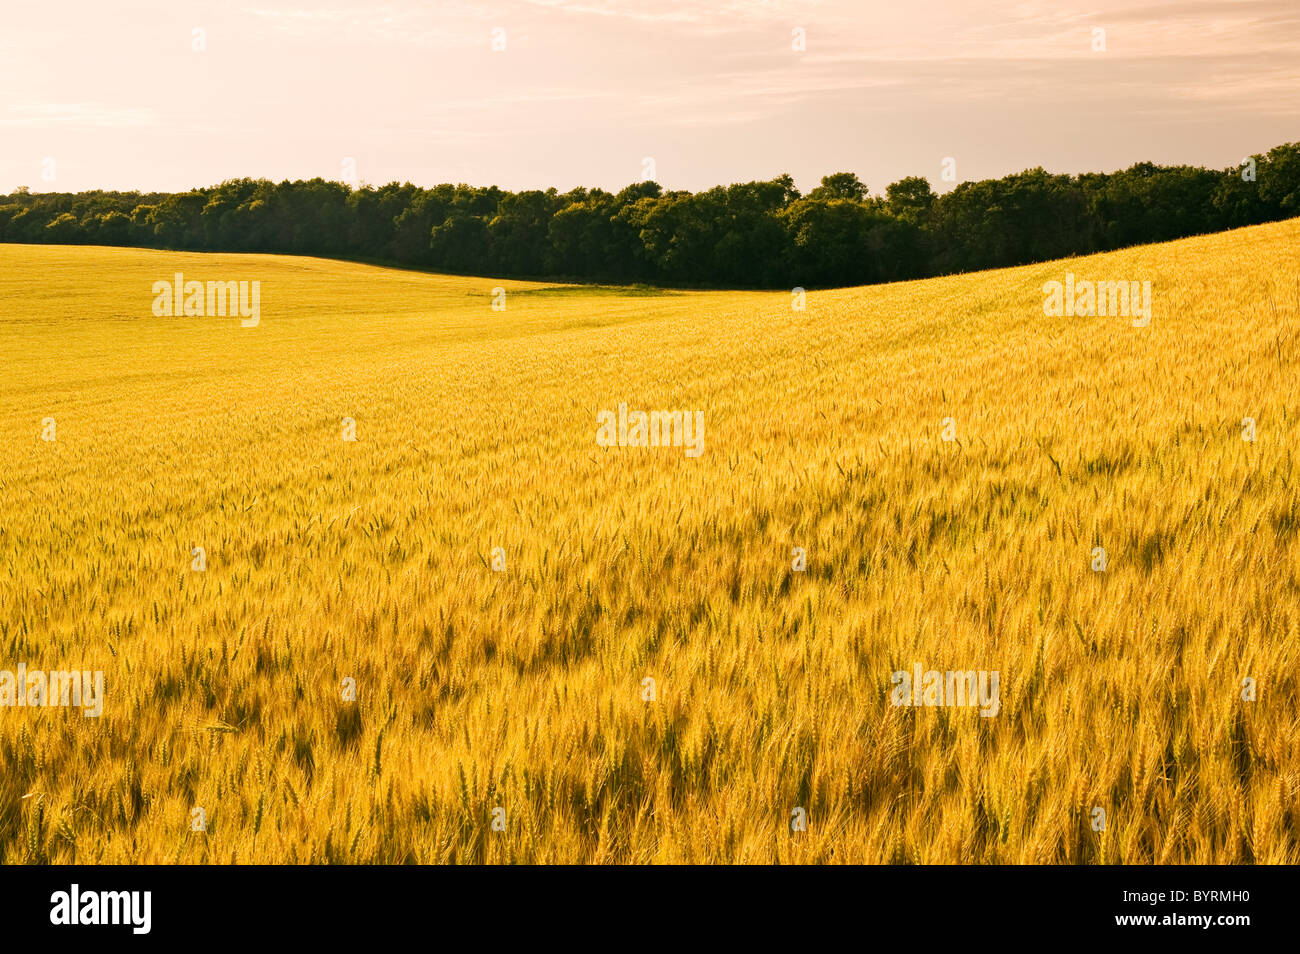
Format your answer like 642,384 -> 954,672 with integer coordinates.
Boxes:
1,219 -> 1297,864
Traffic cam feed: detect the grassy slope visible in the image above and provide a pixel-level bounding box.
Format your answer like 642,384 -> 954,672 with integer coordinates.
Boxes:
0,221 -> 1297,863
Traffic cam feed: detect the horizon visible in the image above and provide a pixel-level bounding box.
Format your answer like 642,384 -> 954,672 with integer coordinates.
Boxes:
3,0 -> 1298,196
7,138 -> 1287,199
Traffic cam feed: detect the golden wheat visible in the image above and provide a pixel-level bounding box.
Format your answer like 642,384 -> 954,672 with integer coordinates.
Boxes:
1,222 -> 1297,863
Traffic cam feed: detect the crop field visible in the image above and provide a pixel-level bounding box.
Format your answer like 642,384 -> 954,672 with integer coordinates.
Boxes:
1,220 -> 1297,864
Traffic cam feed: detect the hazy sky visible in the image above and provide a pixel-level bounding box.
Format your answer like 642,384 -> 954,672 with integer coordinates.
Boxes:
2,0 -> 1298,196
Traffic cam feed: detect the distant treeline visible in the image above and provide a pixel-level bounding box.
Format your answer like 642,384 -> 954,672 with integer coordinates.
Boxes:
3,143 -> 1297,288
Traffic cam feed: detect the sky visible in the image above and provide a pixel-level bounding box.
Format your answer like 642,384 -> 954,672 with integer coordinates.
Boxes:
2,0 -> 1298,196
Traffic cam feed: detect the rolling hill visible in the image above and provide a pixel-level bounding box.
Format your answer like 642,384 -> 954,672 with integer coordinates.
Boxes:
1,219 -> 1297,863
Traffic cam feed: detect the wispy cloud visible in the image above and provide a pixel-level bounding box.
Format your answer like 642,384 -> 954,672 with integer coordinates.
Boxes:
0,0 -> 1296,194
0,103 -> 160,128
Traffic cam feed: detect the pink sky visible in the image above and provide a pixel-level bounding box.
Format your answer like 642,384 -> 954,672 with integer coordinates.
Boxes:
3,0 -> 1298,196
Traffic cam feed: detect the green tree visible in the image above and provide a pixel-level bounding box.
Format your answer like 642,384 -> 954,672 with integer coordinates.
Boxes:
885,176 -> 936,222
809,172 -> 868,202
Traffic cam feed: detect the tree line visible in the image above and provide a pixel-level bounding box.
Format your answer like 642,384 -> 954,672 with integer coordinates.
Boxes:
2,142 -> 1297,288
